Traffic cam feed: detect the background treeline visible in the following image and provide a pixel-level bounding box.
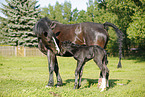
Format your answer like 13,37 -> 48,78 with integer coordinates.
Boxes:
0,0 -> 145,57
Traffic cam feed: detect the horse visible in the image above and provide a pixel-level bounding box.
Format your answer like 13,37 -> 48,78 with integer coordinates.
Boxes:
33,17 -> 124,88
61,41 -> 109,91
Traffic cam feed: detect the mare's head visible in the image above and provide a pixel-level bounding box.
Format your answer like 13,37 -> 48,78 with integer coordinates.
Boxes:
33,17 -> 60,54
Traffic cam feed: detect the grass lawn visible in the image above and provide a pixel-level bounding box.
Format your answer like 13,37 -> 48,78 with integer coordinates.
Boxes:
0,56 -> 145,97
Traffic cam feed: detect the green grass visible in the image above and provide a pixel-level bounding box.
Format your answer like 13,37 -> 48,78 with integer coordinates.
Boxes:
0,56 -> 145,97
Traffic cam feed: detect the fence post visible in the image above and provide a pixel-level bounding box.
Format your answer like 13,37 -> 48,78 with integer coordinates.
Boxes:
24,47 -> 26,57
15,46 -> 17,56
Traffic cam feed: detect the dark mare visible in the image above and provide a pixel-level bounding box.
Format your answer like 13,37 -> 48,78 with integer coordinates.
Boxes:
61,41 -> 109,91
33,17 -> 124,88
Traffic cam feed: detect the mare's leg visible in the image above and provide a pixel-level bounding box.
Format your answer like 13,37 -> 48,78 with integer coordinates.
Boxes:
74,61 -> 84,89
46,50 -> 62,87
54,57 -> 63,86
117,57 -> 122,68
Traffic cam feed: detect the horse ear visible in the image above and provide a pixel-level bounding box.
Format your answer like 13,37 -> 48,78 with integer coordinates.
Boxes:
67,41 -> 71,44
50,21 -> 56,29
61,41 -> 63,44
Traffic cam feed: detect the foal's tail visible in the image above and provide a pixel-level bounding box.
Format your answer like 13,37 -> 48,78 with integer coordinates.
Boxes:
103,22 -> 124,68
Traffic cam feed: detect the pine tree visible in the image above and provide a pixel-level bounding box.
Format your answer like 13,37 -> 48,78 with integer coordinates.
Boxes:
0,0 -> 41,47
0,16 -> 8,42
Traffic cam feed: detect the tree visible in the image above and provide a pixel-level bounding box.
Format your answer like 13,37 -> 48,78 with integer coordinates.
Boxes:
0,16 -> 7,41
54,1 -> 63,23
0,0 -> 41,47
70,8 -> 79,24
96,0 -> 145,56
103,0 -> 139,51
77,10 -> 87,23
63,1 -> 72,24
41,7 -> 49,17
41,1 -> 73,24
86,0 -> 95,22
47,4 -> 55,20
127,9 -> 145,49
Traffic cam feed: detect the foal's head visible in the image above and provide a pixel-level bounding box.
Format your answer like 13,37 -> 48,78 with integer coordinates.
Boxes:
61,41 -> 74,55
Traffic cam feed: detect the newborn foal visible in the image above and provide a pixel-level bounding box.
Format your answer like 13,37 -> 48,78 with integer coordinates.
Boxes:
61,41 -> 109,91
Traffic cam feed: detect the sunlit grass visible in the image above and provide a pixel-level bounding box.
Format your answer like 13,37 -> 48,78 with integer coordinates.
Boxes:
0,56 -> 145,97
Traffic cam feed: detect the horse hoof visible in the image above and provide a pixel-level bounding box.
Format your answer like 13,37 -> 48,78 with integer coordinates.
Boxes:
98,78 -> 107,92
100,88 -> 106,92
46,86 -> 52,88
74,86 -> 77,89
56,85 -> 62,88
57,83 -> 63,87
46,85 -> 53,88
98,78 -> 102,88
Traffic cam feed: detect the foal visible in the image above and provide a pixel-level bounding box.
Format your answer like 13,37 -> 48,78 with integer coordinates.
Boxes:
61,41 -> 109,91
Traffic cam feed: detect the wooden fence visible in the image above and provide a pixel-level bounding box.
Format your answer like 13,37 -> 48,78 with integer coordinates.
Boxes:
0,46 -> 44,57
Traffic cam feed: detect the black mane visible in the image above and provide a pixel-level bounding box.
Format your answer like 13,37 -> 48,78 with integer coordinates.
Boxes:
33,17 -> 52,35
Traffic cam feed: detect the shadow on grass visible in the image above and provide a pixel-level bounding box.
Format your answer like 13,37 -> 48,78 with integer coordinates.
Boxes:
64,78 -> 131,89
124,56 -> 145,63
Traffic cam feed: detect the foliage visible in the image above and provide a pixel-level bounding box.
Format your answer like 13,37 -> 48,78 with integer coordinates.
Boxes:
69,8 -> 79,24
0,0 -> 41,46
103,0 -> 145,52
0,16 -> 7,42
127,10 -> 145,48
0,56 -> 145,96
41,1 -> 72,24
0,0 -> 145,56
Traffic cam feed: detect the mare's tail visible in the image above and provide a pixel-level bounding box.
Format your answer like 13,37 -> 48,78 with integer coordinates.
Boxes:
103,22 -> 124,68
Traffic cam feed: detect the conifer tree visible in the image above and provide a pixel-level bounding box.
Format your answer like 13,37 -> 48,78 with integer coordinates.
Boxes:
0,16 -> 7,42
0,0 -> 41,47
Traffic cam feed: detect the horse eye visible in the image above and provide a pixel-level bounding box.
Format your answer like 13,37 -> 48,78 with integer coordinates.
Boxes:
44,32 -> 47,37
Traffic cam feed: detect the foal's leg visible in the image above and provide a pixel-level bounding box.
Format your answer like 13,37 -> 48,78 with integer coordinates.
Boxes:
106,70 -> 109,88
98,71 -> 103,88
78,64 -> 85,88
100,65 -> 107,92
74,61 -> 84,89
98,63 -> 109,91
93,57 -> 108,91
46,50 -> 62,87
